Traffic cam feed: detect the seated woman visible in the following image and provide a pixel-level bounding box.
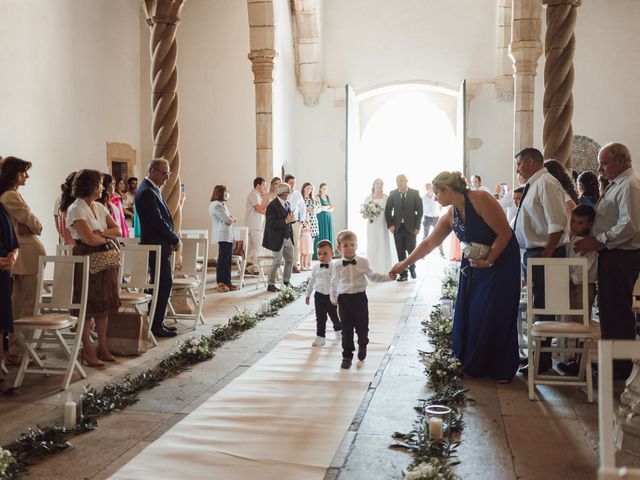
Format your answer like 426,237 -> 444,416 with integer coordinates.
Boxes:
66,170 -> 121,367
390,171 -> 520,382
209,184 -> 238,292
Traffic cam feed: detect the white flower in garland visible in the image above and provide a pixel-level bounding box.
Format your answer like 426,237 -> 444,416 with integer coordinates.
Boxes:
0,447 -> 16,477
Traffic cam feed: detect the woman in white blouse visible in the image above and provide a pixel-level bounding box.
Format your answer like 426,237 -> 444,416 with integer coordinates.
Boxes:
66,170 -> 121,367
209,185 -> 237,292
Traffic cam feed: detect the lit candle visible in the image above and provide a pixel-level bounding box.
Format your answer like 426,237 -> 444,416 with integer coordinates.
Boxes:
64,401 -> 77,430
429,417 -> 443,440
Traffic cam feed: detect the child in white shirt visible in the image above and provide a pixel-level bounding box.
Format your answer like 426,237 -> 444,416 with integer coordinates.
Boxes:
305,240 -> 342,346
330,230 -> 395,369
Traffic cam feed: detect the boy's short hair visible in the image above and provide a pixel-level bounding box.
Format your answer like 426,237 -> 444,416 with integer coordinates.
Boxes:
336,230 -> 357,245
572,203 -> 596,223
316,240 -> 334,251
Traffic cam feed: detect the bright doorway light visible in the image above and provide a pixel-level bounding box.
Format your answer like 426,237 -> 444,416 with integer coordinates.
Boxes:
348,91 -> 458,255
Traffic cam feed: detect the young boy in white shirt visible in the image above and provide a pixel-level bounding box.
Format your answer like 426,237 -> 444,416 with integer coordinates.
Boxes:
330,230 -> 395,369
305,240 -> 342,346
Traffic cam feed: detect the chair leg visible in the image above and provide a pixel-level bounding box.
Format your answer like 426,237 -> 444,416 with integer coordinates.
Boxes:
528,337 -> 536,401
585,339 -> 594,403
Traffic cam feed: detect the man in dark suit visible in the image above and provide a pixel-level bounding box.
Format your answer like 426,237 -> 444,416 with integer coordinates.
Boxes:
262,183 -> 295,292
135,158 -> 181,337
385,174 -> 423,281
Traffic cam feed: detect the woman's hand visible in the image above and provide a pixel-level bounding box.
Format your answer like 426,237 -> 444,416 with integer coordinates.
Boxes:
389,262 -> 406,276
469,258 -> 492,269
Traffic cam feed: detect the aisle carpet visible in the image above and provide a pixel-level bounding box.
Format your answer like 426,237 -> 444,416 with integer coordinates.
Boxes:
112,281 -> 408,480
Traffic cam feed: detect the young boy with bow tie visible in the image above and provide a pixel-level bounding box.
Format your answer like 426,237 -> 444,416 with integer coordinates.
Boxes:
330,230 -> 395,369
305,240 -> 342,347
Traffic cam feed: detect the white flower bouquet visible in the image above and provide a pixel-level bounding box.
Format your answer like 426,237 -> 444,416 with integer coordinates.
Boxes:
360,200 -> 383,223
404,459 -> 457,480
177,335 -> 213,361
421,349 -> 462,385
0,447 -> 17,479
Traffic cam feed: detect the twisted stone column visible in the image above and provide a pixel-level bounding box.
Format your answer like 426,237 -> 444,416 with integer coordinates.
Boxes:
142,0 -> 185,230
542,0 -> 581,167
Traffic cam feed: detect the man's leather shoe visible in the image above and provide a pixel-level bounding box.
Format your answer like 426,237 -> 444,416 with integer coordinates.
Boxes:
397,276 -> 408,282
152,328 -> 178,338
162,324 -> 177,332
518,363 -> 551,377
267,285 -> 280,292
358,345 -> 367,361
409,269 -> 417,279
283,282 -> 294,288
341,358 -> 352,369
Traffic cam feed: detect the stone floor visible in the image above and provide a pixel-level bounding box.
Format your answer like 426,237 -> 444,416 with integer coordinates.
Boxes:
0,255 -> 637,479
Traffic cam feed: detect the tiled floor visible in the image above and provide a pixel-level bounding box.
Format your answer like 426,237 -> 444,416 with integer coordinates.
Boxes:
1,256 -> 638,479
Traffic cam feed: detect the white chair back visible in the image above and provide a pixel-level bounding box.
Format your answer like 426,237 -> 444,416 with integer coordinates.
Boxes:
598,340 -> 640,480
117,236 -> 140,246
120,244 -> 161,290
55,244 -> 74,256
175,237 -> 208,276
181,229 -> 209,239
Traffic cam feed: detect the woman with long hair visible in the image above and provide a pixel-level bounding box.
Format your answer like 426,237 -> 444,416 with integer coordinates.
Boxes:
101,173 -> 130,238
0,157 -> 46,340
58,172 -> 77,245
391,171 -> 520,382
363,178 -> 396,271
576,171 -> 599,208
314,182 -> 335,259
300,182 -> 319,270
209,185 -> 238,292
544,159 -> 579,224
66,170 -> 121,366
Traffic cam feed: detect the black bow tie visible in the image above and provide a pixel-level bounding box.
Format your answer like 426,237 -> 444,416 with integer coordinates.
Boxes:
343,259 -> 357,266
320,263 -> 329,269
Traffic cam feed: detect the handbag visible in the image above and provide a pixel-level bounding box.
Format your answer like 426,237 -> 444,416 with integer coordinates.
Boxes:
89,239 -> 121,274
461,241 -> 491,260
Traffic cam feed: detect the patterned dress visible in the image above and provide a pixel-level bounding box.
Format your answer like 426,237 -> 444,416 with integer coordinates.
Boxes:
304,197 -> 320,237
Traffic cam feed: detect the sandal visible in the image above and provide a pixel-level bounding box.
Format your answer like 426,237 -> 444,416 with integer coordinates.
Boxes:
215,284 -> 230,293
226,284 -> 239,291
0,378 -> 16,395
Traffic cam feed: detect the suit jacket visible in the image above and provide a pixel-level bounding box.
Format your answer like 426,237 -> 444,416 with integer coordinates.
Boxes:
135,178 -> 179,257
0,190 -> 46,275
262,198 -> 294,252
384,188 -> 423,233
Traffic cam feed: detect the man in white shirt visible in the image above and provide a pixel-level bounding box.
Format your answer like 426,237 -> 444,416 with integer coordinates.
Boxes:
285,174 -> 306,273
421,183 -> 444,256
471,175 -> 492,194
513,147 -> 568,375
575,142 -> 640,379
245,177 -> 266,275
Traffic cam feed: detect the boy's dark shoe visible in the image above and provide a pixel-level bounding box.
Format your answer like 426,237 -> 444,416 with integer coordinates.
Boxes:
341,358 -> 352,369
358,345 -> 367,361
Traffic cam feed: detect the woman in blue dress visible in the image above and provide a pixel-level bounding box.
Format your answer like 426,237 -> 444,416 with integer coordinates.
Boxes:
391,171 -> 520,382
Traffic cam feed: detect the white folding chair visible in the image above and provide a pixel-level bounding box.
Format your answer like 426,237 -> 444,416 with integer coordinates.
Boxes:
598,340 -> 640,480
632,275 -> 640,336
167,237 -> 208,329
232,226 -> 249,288
181,229 -> 209,267
116,237 -> 140,247
526,257 -> 595,402
118,244 -> 161,346
255,248 -> 284,290
13,255 -> 89,391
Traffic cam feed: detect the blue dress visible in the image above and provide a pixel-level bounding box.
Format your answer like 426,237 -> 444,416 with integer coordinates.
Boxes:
451,192 -> 520,381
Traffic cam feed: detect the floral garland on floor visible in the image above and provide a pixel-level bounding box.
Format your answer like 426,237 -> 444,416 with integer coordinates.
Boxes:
391,265 -> 470,480
0,283 -> 307,479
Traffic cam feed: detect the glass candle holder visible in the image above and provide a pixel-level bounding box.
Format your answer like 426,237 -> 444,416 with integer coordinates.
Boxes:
440,299 -> 453,318
425,404 -> 452,441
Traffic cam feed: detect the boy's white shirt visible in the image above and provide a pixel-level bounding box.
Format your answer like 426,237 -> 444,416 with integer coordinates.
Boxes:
566,235 -> 598,284
305,262 -> 333,297
330,255 -> 393,303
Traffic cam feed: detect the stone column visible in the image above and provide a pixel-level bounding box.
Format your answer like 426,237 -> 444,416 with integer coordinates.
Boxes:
291,0 -> 323,106
495,0 -> 514,102
247,0 -> 277,181
542,0 -> 581,167
509,0 -> 543,161
616,362 -> 640,455
142,0 -> 185,230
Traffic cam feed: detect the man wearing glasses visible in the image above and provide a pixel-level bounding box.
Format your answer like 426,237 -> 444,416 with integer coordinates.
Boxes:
262,183 -> 296,292
136,158 -> 181,337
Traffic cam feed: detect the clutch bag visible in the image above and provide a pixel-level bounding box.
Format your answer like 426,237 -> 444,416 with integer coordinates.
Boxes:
461,241 -> 490,260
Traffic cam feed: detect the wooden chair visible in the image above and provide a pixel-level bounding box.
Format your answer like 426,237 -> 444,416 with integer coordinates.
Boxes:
13,255 -> 89,391
167,237 -> 208,329
526,257 -> 595,402
118,244 -> 161,346
232,226 -> 249,288
598,340 -> 640,480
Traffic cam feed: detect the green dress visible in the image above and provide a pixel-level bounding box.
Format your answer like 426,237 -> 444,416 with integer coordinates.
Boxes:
314,196 -> 335,259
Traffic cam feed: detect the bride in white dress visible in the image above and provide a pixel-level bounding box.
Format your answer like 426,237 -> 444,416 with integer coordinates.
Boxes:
364,179 -> 397,271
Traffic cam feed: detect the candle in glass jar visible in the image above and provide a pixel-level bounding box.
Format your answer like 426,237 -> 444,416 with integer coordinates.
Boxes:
429,417 -> 443,439
64,401 -> 77,429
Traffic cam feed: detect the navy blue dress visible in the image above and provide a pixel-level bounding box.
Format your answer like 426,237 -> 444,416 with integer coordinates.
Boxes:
451,192 -> 520,381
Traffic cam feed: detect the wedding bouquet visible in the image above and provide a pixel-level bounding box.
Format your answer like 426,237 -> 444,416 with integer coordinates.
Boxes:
360,200 -> 383,223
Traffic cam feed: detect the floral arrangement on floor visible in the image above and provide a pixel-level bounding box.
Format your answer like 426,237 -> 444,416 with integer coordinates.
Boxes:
391,264 -> 469,480
360,200 -> 384,223
1,283 -> 308,478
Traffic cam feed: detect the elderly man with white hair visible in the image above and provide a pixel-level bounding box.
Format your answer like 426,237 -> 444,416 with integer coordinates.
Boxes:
262,182 -> 296,292
575,142 -> 640,379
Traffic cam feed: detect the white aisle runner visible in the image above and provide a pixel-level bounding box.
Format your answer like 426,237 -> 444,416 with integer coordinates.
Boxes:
112,282 -> 407,480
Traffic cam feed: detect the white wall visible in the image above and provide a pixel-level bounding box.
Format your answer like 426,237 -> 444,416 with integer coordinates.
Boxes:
0,0 -> 141,253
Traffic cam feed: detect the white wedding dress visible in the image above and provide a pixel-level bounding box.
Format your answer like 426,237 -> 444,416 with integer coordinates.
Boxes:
364,194 -> 397,272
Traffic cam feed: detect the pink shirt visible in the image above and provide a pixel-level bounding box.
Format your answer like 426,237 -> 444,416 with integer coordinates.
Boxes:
110,195 -> 130,238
